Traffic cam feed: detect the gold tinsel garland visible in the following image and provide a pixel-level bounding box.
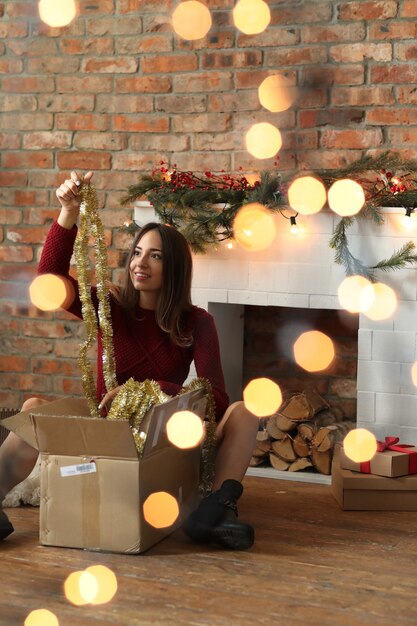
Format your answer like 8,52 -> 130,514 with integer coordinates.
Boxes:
73,181 -> 117,416
73,181 -> 217,491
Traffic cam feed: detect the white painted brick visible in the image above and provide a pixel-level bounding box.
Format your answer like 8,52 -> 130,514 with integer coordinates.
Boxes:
393,300 -> 417,332
228,290 -> 269,306
399,361 -> 417,396
356,391 -> 375,423
399,395 -> 417,426
190,288 -> 210,309
398,426 -> 417,445
367,423 -> 402,439
266,292 -> 309,308
329,264 -> 348,296
375,392 -> 401,424
393,269 -> 417,301
372,330 -> 415,363
357,360 -> 401,393
359,312 -> 394,331
358,329 -> 372,360
309,295 -> 340,309
287,264 -> 332,295
302,211 -> 335,235
248,262 -> 277,292
273,263 -> 290,292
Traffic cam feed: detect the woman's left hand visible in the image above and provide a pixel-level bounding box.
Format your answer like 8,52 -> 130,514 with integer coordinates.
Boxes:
98,386 -> 123,415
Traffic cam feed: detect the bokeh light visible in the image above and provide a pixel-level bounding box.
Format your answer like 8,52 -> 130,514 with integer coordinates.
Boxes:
78,571 -> 99,603
288,176 -> 327,215
328,179 -> 365,217
361,282 -> 397,321
143,491 -> 179,529
233,203 -> 276,251
293,330 -> 335,372
166,410 -> 204,449
258,74 -> 296,113
412,361 -> 417,387
343,428 -> 377,463
64,571 -> 89,606
87,565 -> 118,605
25,609 -> 59,626
29,274 -> 75,311
245,122 -> 282,159
400,212 -> 417,232
233,0 -> 271,34
172,1 -> 212,40
38,0 -> 76,27
243,377 -> 283,417
337,275 -> 373,313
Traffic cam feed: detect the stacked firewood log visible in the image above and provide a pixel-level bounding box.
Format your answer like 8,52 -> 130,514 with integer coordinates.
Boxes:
250,388 -> 355,475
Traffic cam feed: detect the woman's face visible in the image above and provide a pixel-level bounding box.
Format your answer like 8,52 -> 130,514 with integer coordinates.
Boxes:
129,229 -> 163,305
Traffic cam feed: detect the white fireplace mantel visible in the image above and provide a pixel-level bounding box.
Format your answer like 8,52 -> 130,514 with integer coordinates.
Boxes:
135,202 -> 417,447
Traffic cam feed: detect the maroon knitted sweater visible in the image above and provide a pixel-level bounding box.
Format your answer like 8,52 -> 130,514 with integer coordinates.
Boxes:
38,221 -> 230,420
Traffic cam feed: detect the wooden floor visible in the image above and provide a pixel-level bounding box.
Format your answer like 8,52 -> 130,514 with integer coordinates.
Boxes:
1,476 -> 417,626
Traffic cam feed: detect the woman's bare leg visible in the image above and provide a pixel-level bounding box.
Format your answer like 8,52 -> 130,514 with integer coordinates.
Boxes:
0,397 -> 47,499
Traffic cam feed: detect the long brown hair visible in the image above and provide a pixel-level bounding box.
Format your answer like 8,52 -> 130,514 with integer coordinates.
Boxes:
112,222 -> 193,347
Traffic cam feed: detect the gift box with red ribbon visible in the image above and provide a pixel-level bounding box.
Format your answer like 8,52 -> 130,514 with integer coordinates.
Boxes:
340,436 -> 417,478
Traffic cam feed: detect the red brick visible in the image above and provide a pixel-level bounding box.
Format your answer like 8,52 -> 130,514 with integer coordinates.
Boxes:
98,209 -> 134,228
0,319 -> 20,334
141,54 -> 198,74
396,86 -> 417,104
2,152 -> 53,169
0,244 -> 33,262
0,279 -> 31,300
1,373 -> 52,393
24,208 -> 57,225
386,127 -> 417,146
303,23 -> 365,43
32,358 -> 79,376
14,190 -> 48,207
172,113 -> 232,133
173,153 -> 232,173
56,113 -> 110,131
59,37 -> 114,55
2,76 -> 54,93
54,377 -> 84,395
0,208 -> 23,224
74,132 -> 127,151
111,152 -> 166,172
233,110 -> 294,132
0,59 -> 23,73
23,132 -> 72,150
0,22 -> 28,37
27,57 -> 80,74
299,108 -> 365,129
114,76 -> 171,93
82,57 -> 138,73
54,339 -> 85,359
193,132 -> 244,152
173,71 -> 233,93
0,391 -> 22,408
338,1 -> 398,20
7,38 -> 58,57
271,2 -> 333,25
39,94 -> 95,112
0,94 -> 37,112
395,42 -> 417,61
96,94 -> 153,113
86,16 -> 143,36
266,46 -> 328,66
118,0 -> 173,12
321,128 -> 383,149
57,76 -> 113,93
236,69 -> 296,90
0,172 -> 28,188
0,263 -> 36,281
400,0 -> 417,16
57,151 -> 112,171
0,133 -> 21,149
283,130 -> 319,151
332,86 -> 394,106
330,42 -> 392,63
22,320 -> 73,338
208,92 -> 260,113
2,302 -> 53,319
177,31 -> 235,52
0,355 -> 30,372
130,134 -> 190,152
155,95 -> 206,113
5,1 -> 38,18
78,0 -> 115,14
117,34 -> 172,54
371,64 -> 417,83
299,149 -> 363,170
301,65 -> 365,86
368,21 -> 417,40
237,28 -> 299,48
6,226 -> 47,244
113,115 -> 169,132
202,50 -> 262,69
0,113 -> 53,130
366,108 -> 417,125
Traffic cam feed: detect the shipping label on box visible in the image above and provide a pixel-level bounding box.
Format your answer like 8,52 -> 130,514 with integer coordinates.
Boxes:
3,390 -> 207,554
339,438 -> 417,478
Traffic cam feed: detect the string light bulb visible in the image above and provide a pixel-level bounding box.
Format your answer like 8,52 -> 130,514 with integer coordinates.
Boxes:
400,206 -> 417,231
289,215 -> 299,235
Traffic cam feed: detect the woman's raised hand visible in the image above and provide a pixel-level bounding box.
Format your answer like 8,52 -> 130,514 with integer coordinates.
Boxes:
56,170 -> 93,229
98,385 -> 123,416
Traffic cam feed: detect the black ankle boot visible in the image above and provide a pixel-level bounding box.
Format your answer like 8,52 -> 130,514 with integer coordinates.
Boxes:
0,509 -> 14,541
183,479 -> 254,550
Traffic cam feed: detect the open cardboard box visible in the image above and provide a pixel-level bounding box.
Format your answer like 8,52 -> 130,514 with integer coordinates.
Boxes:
3,389 -> 207,553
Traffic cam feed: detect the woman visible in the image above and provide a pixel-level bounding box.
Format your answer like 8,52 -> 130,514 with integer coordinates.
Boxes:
0,171 -> 259,549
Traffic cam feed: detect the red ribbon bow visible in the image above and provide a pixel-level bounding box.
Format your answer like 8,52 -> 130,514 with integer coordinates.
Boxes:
360,436 -> 417,475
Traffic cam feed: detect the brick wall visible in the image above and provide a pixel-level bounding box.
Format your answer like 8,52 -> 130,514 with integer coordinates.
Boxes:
1,0 -> 416,406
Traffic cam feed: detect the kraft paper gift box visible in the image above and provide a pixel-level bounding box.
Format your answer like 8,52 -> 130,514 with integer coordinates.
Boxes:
332,446 -> 417,511
3,389 -> 207,554
339,436 -> 417,478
